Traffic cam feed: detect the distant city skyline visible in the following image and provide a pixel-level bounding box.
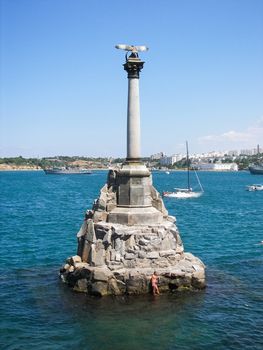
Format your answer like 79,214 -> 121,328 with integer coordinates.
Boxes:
1,0 -> 263,158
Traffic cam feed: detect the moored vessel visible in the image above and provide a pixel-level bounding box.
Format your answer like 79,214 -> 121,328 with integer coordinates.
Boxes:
162,141 -> 204,199
248,164 -> 263,175
43,167 -> 92,175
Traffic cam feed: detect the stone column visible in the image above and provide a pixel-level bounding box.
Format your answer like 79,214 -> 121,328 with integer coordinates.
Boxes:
124,55 -> 144,162
107,52 -> 163,225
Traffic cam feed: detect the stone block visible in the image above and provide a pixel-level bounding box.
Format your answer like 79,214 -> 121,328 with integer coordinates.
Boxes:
114,238 -> 122,252
126,275 -> 148,294
138,238 -> 148,246
90,243 -> 105,266
108,278 -> 126,295
74,262 -> 90,269
86,220 -> 96,243
157,228 -> 166,239
161,237 -> 174,251
152,258 -> 170,269
76,221 -> 87,238
73,279 -> 88,293
107,203 -> 116,212
108,207 -> 163,226
63,263 -> 70,271
93,211 -> 108,223
123,260 -> 136,268
135,258 -> 152,268
70,255 -> 82,265
138,251 -> 146,259
159,250 -> 175,257
95,222 -> 111,231
125,235 -> 135,249
146,251 -> 159,259
110,250 -> 116,261
91,281 -> 108,296
102,231 -> 112,246
107,262 -> 124,270
150,238 -> 162,248
93,267 -> 113,282
125,253 -> 136,260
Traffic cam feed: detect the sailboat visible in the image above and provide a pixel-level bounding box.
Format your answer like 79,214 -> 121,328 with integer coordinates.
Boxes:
162,141 -> 204,199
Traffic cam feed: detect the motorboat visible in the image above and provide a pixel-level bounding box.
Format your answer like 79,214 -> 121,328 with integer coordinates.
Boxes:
246,184 -> 263,191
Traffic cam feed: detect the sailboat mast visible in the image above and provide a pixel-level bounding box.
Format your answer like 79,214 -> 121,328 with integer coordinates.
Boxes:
186,141 -> 190,190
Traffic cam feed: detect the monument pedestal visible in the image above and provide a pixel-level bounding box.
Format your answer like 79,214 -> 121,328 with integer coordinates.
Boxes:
59,166 -> 206,296
108,207 -> 163,225
107,162 -> 163,225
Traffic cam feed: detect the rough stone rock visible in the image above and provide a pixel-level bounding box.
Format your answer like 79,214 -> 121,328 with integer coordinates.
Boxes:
102,231 -> 112,246
108,278 -> 126,295
125,253 -> 136,260
73,279 -> 88,293
63,263 -> 70,270
146,251 -> 159,259
138,251 -> 146,259
70,255 -> 82,265
74,262 -> 90,269
91,281 -> 108,296
90,242 -> 105,266
93,211 -> 108,223
126,275 -> 148,295
76,221 -> 87,238
151,186 -> 168,216
93,267 -> 113,282
159,250 -> 175,257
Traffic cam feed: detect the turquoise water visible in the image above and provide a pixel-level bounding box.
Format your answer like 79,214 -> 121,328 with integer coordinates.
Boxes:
0,170 -> 262,350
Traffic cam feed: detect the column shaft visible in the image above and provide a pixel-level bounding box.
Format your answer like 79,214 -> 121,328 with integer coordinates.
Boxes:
127,78 -> 140,160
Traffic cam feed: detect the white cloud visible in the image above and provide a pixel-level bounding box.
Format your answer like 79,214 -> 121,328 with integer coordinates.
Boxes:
198,117 -> 263,150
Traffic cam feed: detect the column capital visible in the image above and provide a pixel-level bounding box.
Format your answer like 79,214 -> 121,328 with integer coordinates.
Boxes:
124,56 -> 144,79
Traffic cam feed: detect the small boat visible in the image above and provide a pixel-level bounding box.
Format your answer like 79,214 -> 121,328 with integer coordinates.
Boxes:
246,184 -> 263,191
43,167 -> 92,175
165,171 -> 170,175
162,141 -> 204,199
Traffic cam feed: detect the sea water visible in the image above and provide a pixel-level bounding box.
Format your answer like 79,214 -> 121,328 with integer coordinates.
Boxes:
0,170 -> 262,350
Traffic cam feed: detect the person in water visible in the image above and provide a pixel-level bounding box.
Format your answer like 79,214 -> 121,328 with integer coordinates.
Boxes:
151,271 -> 160,295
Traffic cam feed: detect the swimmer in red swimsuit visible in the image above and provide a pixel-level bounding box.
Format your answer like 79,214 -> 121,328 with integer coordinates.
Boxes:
151,271 -> 160,295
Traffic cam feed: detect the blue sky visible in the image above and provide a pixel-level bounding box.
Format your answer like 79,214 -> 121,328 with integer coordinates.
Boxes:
1,0 -> 262,158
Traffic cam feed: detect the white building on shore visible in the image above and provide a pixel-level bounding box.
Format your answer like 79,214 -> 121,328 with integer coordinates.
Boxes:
193,162 -> 238,171
160,154 -> 184,166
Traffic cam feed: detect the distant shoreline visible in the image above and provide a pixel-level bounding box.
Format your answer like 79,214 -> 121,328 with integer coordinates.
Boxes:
0,166 -> 42,171
0,166 -> 108,172
0,167 -> 244,172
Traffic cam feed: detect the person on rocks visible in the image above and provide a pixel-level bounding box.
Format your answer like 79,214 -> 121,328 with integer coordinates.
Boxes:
151,271 -> 160,295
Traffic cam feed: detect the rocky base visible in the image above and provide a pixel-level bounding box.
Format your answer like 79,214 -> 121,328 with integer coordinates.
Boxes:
60,252 -> 205,296
59,220 -> 205,296
59,168 -> 206,296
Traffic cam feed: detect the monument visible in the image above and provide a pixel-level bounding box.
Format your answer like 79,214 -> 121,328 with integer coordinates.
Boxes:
60,45 -> 206,296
